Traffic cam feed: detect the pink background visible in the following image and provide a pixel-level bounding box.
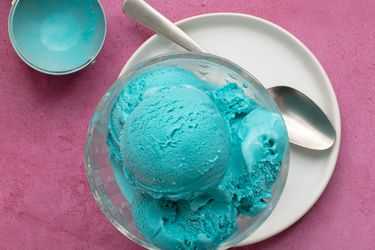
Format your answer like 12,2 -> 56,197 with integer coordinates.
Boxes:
1,0 -> 374,249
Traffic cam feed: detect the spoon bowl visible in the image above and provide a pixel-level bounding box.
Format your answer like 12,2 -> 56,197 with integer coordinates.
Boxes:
267,86 -> 335,150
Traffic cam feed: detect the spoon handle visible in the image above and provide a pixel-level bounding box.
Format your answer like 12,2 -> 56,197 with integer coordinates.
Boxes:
122,0 -> 207,53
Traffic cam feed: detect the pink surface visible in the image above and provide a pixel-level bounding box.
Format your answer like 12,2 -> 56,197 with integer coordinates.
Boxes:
1,0 -> 374,249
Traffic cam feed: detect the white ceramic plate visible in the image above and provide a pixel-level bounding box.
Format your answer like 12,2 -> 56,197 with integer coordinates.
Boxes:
120,13 -> 341,246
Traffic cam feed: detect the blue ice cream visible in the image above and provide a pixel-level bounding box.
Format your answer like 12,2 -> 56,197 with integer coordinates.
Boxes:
121,86 -> 230,200
108,66 -> 288,250
131,190 -> 237,250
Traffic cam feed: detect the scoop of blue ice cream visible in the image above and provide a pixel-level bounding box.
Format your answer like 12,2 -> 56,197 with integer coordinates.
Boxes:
219,106 -> 288,217
107,66 -> 215,202
238,106 -> 288,169
131,189 -> 237,250
121,86 -> 231,200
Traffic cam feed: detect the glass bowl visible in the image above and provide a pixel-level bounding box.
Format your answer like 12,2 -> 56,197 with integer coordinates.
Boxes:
85,52 -> 289,249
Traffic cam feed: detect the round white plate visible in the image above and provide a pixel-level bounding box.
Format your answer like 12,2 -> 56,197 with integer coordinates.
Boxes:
120,13 -> 341,246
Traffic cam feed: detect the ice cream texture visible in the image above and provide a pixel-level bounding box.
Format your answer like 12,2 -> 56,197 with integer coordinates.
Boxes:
107,66 -> 288,249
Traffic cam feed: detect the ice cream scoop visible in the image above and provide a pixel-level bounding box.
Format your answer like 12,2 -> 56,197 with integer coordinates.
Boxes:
121,85 -> 231,200
238,106 -> 289,169
131,190 -> 237,250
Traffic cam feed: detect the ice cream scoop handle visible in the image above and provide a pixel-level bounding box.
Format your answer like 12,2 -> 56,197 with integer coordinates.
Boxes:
122,0 -> 207,53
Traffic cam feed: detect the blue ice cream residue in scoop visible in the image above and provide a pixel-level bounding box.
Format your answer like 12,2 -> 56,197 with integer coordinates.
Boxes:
107,66 -> 288,250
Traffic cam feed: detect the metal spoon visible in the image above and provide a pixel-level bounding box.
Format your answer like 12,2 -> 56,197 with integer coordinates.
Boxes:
122,0 -> 336,150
